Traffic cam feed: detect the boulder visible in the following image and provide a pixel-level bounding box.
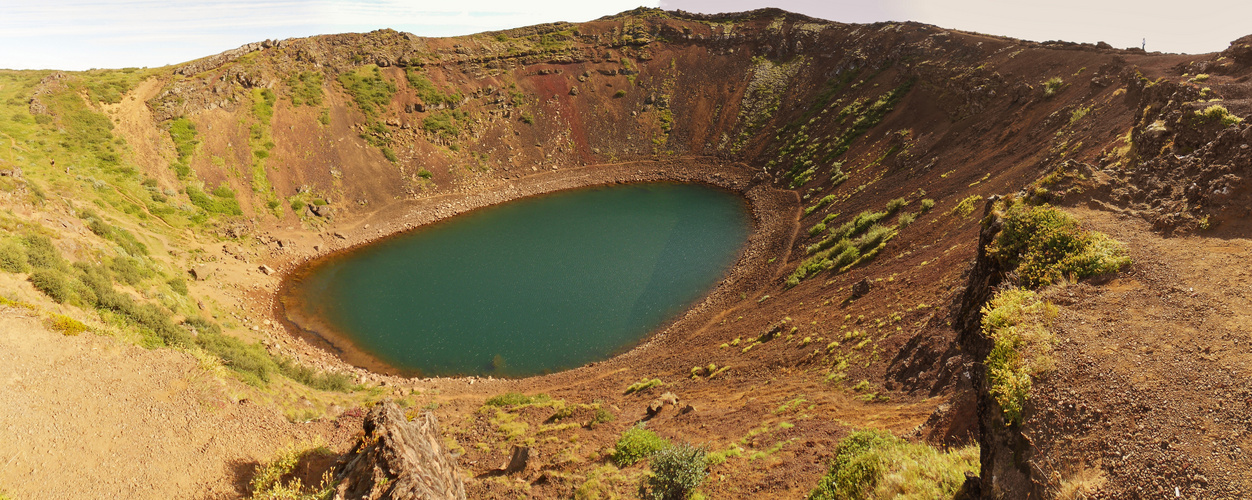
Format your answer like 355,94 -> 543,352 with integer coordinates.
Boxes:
850,278 -> 872,299
332,402 -> 466,500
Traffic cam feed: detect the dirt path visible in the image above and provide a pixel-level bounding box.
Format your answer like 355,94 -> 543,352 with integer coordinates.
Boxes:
1021,208 -> 1252,497
0,307 -> 347,499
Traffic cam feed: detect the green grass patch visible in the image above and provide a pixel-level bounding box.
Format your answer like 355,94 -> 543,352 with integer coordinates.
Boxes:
286,71 -> 324,106
406,70 -> 462,107
197,332 -> 276,387
80,209 -> 147,256
168,117 -> 198,178
422,110 -> 465,139
186,184 -> 242,216
807,429 -> 978,500
987,201 -> 1131,287
338,65 -> 396,119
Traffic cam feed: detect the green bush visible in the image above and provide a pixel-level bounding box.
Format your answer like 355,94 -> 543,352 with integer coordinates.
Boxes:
109,256 -> 153,285
166,277 -> 188,295
614,90 -> 627,98
641,443 -> 709,500
982,288 -> 1057,425
884,197 -> 907,214
804,195 -> 836,216
22,234 -> 64,270
808,430 -> 978,500
988,202 -> 1131,287
625,378 -> 665,394
197,332 -> 277,387
249,442 -> 335,499
29,268 -> 73,303
613,425 -> 670,467
1193,104 -> 1243,127
1043,77 -> 1065,98
84,214 -> 148,256
919,198 -> 935,213
0,240 -> 28,273
950,195 -> 983,218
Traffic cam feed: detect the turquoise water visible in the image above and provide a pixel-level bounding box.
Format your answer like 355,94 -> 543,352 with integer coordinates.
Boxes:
284,183 -> 750,378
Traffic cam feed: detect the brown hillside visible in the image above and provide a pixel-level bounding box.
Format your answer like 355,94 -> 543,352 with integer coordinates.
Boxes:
0,8 -> 1250,499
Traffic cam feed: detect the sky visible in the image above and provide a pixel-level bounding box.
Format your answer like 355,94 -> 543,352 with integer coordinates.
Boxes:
1,0 -> 1249,71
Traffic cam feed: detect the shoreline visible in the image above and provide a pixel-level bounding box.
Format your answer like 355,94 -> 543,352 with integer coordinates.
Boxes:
263,157 -> 800,386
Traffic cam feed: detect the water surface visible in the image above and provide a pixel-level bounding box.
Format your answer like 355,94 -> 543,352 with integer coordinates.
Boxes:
284,183 -> 750,377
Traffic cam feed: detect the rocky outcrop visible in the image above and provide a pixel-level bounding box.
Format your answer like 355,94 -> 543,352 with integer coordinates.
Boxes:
332,402 -> 466,500
175,40 -> 275,76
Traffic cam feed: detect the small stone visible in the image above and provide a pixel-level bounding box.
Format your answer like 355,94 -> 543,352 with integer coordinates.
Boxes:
258,264 -> 275,275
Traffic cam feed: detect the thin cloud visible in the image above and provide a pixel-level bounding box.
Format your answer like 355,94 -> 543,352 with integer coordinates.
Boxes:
0,0 -> 661,69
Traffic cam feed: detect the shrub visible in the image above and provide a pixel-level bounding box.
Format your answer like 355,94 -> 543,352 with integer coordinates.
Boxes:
197,333 -> 277,387
1193,104 -> 1243,127
982,288 -> 1057,425
29,268 -> 73,303
919,198 -> 935,213
485,392 -> 551,407
614,425 -> 670,467
0,240 -> 28,273
988,202 -> 1131,287
614,90 -> 627,98
807,430 -> 978,500
84,214 -> 148,256
949,195 -> 983,219
1043,77 -> 1064,98
250,441 -> 335,500
884,197 -> 907,215
109,256 -> 153,286
896,211 -> 917,228
804,194 -> 836,216
625,378 -> 665,394
22,234 -> 64,270
590,406 -> 615,427
641,443 -> 709,500
417,168 -> 433,179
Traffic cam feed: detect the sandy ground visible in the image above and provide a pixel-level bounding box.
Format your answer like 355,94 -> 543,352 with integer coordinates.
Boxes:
0,308 -> 349,499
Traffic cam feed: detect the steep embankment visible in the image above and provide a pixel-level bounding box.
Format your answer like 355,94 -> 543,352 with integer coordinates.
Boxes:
1,8 -> 1250,499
